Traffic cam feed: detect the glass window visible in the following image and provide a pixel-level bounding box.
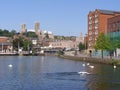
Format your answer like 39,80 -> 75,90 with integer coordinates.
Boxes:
118,22 -> 120,27
95,14 -> 98,18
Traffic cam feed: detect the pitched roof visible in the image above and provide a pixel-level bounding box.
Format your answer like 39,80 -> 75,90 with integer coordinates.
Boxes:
98,9 -> 120,15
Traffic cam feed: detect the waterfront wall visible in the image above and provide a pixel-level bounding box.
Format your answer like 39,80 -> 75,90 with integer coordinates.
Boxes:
60,55 -> 120,66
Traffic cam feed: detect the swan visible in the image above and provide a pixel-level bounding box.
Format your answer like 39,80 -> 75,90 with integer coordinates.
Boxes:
8,64 -> 13,68
87,63 -> 90,66
82,64 -> 85,67
89,65 -> 94,68
78,71 -> 90,74
114,65 -> 116,69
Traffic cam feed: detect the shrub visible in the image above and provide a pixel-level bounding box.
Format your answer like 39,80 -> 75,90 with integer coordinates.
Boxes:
110,59 -> 119,65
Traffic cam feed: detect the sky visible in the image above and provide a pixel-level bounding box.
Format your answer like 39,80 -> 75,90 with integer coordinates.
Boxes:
0,0 -> 120,36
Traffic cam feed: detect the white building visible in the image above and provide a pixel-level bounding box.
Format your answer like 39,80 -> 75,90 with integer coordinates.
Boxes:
49,40 -> 77,49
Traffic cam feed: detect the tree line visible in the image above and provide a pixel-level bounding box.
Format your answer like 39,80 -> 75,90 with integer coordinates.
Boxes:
0,29 -> 16,37
0,29 -> 38,38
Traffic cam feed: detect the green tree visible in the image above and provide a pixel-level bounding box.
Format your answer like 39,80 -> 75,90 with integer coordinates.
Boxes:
116,36 -> 120,48
3,29 -> 9,36
0,29 -> 3,35
108,35 -> 117,58
26,32 -> 37,37
13,36 -> 33,51
45,33 -> 49,39
94,33 -> 111,59
79,42 -> 85,51
0,29 -> 17,37
9,30 -> 16,37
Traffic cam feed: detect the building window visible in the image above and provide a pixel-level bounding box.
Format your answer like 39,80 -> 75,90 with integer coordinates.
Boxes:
89,42 -> 92,47
89,25 -> 92,30
89,37 -> 92,41
118,22 -> 120,31
89,31 -> 92,35
89,16 -> 92,20
95,14 -> 98,18
95,29 -> 98,34
89,21 -> 92,24
95,23 -> 98,29
95,19 -> 98,23
113,23 -> 115,28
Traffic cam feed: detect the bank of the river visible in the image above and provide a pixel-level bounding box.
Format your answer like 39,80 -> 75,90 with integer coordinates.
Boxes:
59,55 -> 120,66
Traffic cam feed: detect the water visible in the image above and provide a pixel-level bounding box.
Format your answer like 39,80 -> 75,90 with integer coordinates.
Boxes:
0,56 -> 120,90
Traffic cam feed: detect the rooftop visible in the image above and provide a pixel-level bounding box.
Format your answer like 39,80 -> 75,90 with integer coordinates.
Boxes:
98,9 -> 120,15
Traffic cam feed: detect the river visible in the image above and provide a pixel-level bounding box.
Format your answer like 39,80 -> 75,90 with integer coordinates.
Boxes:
0,56 -> 120,90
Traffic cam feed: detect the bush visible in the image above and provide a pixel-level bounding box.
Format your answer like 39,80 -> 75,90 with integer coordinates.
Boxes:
110,59 -> 119,65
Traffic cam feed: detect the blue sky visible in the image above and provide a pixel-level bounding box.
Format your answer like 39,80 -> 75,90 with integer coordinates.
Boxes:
0,0 -> 120,36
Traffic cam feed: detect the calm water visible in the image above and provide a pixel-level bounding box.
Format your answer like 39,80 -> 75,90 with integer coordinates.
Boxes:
0,56 -> 120,90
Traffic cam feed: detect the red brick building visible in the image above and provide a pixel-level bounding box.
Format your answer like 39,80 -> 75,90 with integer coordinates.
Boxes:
88,9 -> 120,50
108,15 -> 120,33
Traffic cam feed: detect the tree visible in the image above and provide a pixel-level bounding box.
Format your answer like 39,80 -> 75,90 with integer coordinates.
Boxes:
45,33 -> 49,39
9,30 -> 16,37
26,32 -> 37,38
0,29 -> 3,35
13,37 -> 24,51
12,36 -> 33,51
116,36 -> 120,48
94,33 -> 111,59
0,29 -> 17,37
79,42 -> 85,51
3,29 -> 9,36
108,35 -> 117,58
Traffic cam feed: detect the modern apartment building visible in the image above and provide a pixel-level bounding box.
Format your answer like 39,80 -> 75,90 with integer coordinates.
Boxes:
88,9 -> 120,50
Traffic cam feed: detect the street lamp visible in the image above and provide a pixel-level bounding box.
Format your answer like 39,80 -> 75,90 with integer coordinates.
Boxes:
85,34 -> 87,53
27,42 -> 30,54
2,43 -> 3,52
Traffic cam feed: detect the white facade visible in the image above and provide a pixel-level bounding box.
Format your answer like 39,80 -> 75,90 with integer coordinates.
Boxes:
49,40 -> 77,49
32,39 -> 37,45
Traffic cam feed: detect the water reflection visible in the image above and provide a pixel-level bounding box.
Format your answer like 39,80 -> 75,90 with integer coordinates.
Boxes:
0,56 -> 120,90
86,64 -> 120,90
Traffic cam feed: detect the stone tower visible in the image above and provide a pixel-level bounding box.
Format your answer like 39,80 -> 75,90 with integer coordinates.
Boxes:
34,22 -> 43,45
35,22 -> 40,35
20,24 -> 27,34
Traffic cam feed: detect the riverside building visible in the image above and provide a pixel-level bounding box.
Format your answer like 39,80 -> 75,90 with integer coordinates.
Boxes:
88,9 -> 120,50
107,15 -> 120,56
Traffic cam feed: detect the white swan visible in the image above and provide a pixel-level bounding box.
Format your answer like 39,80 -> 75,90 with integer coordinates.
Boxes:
114,65 -> 116,69
89,65 -> 94,68
82,64 -> 85,67
78,71 -> 90,74
8,64 -> 13,68
87,63 -> 90,66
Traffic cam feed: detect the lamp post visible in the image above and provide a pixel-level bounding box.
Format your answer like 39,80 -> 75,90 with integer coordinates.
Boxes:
27,42 -> 30,54
2,43 -> 3,52
85,34 -> 87,53
18,42 -> 20,54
